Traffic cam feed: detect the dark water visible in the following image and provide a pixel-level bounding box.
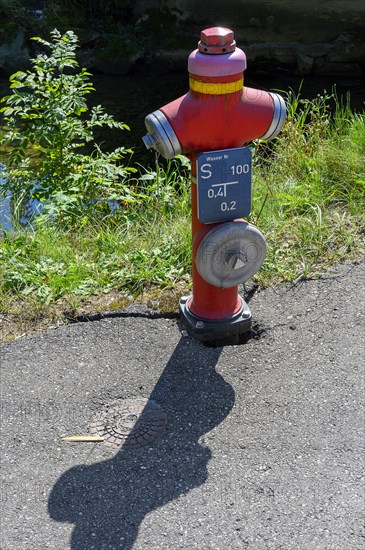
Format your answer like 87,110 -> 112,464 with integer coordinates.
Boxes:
1,65 -> 364,229
0,198 -> 11,231
0,164 -> 11,231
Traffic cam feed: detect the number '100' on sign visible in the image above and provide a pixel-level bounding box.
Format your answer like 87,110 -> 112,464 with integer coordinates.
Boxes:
196,147 -> 252,224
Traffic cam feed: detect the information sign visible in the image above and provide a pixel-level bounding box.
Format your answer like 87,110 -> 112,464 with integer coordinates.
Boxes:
196,147 -> 252,224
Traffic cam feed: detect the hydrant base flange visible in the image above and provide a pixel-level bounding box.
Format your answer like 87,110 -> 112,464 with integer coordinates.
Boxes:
179,294 -> 251,342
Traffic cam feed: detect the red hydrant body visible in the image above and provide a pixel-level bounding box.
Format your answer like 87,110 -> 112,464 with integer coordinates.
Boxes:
143,27 -> 286,341
159,86 -> 279,153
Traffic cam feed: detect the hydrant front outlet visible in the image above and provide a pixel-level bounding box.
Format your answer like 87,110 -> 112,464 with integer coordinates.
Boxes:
142,27 -> 286,342
195,221 -> 267,289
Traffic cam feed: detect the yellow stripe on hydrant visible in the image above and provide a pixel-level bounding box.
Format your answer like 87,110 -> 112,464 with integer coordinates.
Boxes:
189,77 -> 243,95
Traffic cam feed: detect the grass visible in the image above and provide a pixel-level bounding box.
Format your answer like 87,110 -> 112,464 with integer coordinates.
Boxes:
1,88 -> 364,340
248,89 -> 364,285
0,211 -> 190,300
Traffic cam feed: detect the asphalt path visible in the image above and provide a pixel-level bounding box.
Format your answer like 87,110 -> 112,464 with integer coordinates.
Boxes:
0,260 -> 364,550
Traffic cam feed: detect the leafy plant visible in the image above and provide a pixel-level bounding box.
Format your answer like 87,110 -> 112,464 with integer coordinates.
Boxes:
0,29 -> 137,225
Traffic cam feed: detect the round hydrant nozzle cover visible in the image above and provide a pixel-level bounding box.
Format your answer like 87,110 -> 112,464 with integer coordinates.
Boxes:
198,27 -> 236,54
195,221 -> 266,288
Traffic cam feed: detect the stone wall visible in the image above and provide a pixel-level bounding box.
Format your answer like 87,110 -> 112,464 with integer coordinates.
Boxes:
136,0 -> 365,77
1,0 -> 364,77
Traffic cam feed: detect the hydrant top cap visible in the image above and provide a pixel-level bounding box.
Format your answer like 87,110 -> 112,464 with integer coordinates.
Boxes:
199,27 -> 236,54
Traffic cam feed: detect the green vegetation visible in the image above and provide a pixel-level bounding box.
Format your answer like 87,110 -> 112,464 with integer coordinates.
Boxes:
0,157 -> 192,340
0,158 -> 191,299
1,30 -> 364,340
0,29 -> 135,225
250,88 -> 364,285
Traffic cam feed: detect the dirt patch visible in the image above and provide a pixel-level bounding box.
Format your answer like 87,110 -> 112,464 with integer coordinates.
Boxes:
0,282 -> 191,343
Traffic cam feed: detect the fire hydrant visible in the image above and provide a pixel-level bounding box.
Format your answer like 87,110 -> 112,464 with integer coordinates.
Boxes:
142,27 -> 286,342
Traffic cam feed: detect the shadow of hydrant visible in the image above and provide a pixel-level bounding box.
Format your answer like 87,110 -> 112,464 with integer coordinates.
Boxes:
48,337 -> 235,549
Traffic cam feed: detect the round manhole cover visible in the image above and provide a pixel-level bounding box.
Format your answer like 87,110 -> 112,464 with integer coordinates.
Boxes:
89,398 -> 166,450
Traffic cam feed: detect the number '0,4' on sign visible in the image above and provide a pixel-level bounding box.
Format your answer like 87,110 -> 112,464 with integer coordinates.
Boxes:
196,147 -> 252,224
